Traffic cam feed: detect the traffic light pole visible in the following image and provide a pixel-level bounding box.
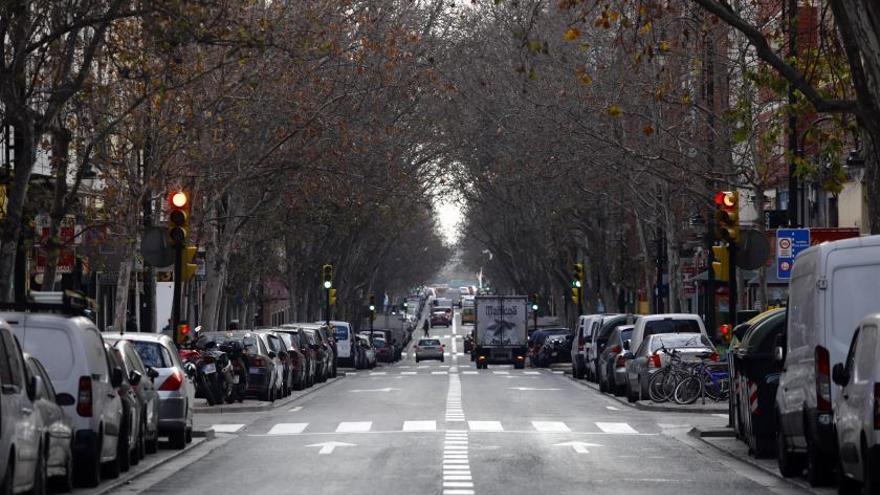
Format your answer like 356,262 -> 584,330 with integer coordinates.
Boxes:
728,241 -> 738,326
171,244 -> 183,344
705,216 -> 715,336
325,287 -> 331,331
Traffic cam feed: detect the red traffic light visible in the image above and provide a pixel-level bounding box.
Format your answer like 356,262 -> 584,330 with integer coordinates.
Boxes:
714,191 -> 736,210
179,323 -> 190,335
170,191 -> 189,209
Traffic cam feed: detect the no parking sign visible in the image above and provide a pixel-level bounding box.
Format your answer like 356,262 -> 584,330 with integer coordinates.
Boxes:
776,228 -> 810,280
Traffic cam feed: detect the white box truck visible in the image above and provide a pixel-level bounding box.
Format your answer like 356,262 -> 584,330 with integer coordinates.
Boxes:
473,295 -> 528,369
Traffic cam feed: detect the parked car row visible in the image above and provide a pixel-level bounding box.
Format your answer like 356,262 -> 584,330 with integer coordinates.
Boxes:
726,235 -> 880,493
0,293 -> 195,493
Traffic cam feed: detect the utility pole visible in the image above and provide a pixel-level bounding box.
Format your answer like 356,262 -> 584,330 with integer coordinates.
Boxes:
786,0 -> 799,227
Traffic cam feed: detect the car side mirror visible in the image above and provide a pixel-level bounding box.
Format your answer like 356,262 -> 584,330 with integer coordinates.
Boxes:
129,370 -> 142,386
832,363 -> 850,387
111,367 -> 124,388
623,352 -> 635,360
184,362 -> 197,378
147,367 -> 160,380
623,339 -> 631,351
55,392 -> 75,407
26,375 -> 41,401
268,351 -> 277,359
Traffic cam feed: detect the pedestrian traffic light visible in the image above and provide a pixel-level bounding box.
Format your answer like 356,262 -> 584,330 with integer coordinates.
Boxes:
176,323 -> 190,346
719,323 -> 733,344
329,288 -> 337,306
167,190 -> 190,247
322,264 -> 333,289
714,191 -> 740,243
572,263 -> 584,288
368,294 -> 376,321
711,245 -> 729,282
181,246 -> 198,282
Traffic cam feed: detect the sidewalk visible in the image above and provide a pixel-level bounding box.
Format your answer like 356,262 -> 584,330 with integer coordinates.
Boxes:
568,374 -> 729,414
193,374 -> 346,414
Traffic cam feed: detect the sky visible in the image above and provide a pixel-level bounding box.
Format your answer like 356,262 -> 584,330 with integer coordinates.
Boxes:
435,195 -> 462,244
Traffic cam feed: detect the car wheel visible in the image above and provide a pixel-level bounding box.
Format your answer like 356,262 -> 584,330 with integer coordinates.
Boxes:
626,380 -> 638,403
1,457 -> 12,495
75,439 -> 101,488
862,440 -> 879,495
146,433 -> 159,455
776,425 -> 804,478
807,437 -> 834,486
185,427 -> 193,444
573,359 -> 584,379
116,421 -> 131,473
102,445 -> 121,479
32,445 -> 47,495
169,428 -> 186,450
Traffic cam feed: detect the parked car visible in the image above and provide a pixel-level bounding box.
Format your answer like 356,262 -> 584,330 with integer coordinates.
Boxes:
627,314 -> 708,360
256,330 -> 293,397
598,324 -> 634,395
833,313 -> 880,493
730,308 -> 786,457
105,342 -> 141,473
430,310 -> 451,328
373,338 -> 394,363
624,333 -> 716,402
316,325 -> 338,378
528,328 -> 570,367
278,326 -> 317,386
23,354 -> 75,492
119,333 -> 194,450
0,308 -> 125,486
0,321 -> 52,494
587,314 -> 628,382
270,330 -> 307,390
461,307 -> 475,325
775,235 -> 880,486
356,335 -> 376,369
104,336 -> 161,455
302,328 -> 331,382
571,315 -> 603,379
415,338 -> 444,362
199,331 -> 283,401
328,321 -> 356,368
537,333 -> 573,367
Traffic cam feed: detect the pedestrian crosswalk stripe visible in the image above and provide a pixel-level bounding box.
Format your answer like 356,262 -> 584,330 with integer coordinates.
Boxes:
443,459 -> 469,464
468,420 -> 503,432
211,424 -> 245,433
443,465 -> 470,470
444,482 -> 474,488
369,372 -> 386,376
523,371 -> 540,375
492,371 -> 509,375
267,423 -> 308,435
401,371 -> 417,375
443,490 -> 474,495
432,371 -> 448,375
532,421 -> 571,433
403,421 -> 436,432
462,371 -> 478,375
336,421 -> 372,433
595,422 -> 638,434
444,475 -> 472,481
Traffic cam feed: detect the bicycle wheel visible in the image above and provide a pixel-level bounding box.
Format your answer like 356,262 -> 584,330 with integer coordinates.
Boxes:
648,370 -> 670,403
704,373 -> 730,401
674,375 -> 702,405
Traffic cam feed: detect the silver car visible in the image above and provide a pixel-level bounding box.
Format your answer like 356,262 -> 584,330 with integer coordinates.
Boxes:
415,338 -> 444,362
118,334 -> 194,449
624,333 -> 715,402
24,354 -> 74,491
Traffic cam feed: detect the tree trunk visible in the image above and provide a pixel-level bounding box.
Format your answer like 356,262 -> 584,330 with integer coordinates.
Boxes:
0,121 -> 37,301
41,126 -> 73,291
113,242 -> 135,333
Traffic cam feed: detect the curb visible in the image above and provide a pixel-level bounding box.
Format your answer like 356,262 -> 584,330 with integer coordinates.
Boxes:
688,426 -> 825,495
193,374 -> 344,414
93,437 -> 211,495
564,374 -> 728,414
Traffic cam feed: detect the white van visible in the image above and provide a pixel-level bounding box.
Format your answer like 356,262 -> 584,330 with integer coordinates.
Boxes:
0,311 -> 124,487
327,321 -> 355,367
570,315 -> 603,379
832,313 -> 880,492
626,313 -> 708,360
776,235 -> 880,486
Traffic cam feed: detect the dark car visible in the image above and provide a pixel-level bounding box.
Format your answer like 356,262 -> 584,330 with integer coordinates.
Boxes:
430,309 -> 451,327
598,324 -> 634,395
105,342 -> 142,472
271,330 -> 307,390
106,338 -> 161,456
316,325 -> 338,378
528,328 -> 570,367
732,308 -> 787,457
302,328 -> 330,382
372,337 -> 394,362
198,331 -> 283,401
536,334 -> 573,367
279,326 -> 317,387
257,330 -> 294,397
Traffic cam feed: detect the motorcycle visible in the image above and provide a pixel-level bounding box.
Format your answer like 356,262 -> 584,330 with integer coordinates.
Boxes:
218,341 -> 248,403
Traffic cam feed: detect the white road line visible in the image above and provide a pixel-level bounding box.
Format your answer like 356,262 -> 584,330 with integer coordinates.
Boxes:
444,475 -> 472,481
552,370 -> 564,374
403,421 -> 437,432
369,372 -> 387,376
335,421 -> 372,433
468,421 -> 503,432
433,371 -> 449,375
444,440 -> 469,445
267,423 -> 309,435
401,371 -> 417,375
443,459 -> 470,464
606,406 -> 621,411
492,371 -> 509,375
444,482 -> 475,488
443,490 -> 474,495
443,465 -> 471,470
211,424 -> 245,433
288,406 -> 303,412
595,422 -> 638,434
523,371 -> 540,375
532,421 -> 571,433
462,371 -> 478,375
712,414 -> 729,419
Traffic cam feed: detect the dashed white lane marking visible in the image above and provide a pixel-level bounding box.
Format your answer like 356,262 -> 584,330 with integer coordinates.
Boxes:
551,370 -> 564,374
712,414 -> 729,419
523,371 -> 540,375
606,406 -> 621,411
403,421 -> 437,432
267,423 -> 308,435
595,422 -> 638,434
468,421 -> 503,432
369,372 -> 387,376
433,371 -> 449,375
532,421 -> 571,433
461,371 -> 478,375
336,421 -> 372,433
289,406 -> 303,412
211,424 -> 245,433
492,371 -> 509,375
401,371 -> 417,375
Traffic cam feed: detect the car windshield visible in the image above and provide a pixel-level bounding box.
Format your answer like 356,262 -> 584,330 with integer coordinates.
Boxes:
200,333 -> 260,354
419,339 -> 441,346
650,334 -> 712,352
532,329 -> 568,346
131,341 -> 171,368
644,319 -> 701,337
373,339 -> 386,348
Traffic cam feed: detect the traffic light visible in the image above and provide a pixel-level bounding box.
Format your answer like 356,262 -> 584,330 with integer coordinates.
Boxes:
368,294 -> 376,321
570,287 -> 580,304
176,323 -> 190,346
322,264 -> 333,289
531,293 -> 539,312
711,245 -> 729,282
329,288 -> 337,306
714,191 -> 740,243
719,323 -> 733,344
167,190 -> 190,247
181,246 -> 198,282
572,263 -> 584,288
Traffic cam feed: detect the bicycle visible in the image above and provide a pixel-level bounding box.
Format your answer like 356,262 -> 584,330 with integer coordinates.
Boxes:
648,347 -> 685,402
673,358 -> 730,405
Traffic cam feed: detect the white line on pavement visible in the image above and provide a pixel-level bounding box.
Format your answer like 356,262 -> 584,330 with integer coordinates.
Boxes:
403,421 -> 437,432
335,421 -> 372,433
267,423 -> 308,435
211,424 -> 245,433
468,421 -> 503,432
595,422 -> 638,434
532,421 -> 571,433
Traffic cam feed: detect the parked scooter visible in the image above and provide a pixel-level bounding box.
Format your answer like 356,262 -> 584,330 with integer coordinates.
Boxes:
219,341 -> 248,403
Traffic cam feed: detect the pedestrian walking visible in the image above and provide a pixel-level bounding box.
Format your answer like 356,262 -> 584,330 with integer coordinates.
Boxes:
423,319 -> 430,337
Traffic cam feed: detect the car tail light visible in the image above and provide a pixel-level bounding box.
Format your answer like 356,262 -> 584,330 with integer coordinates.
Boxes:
251,357 -> 265,367
441,345 -> 445,352
516,355 -> 524,361
710,352 -> 719,362
578,334 -> 585,352
874,383 -> 880,429
649,353 -> 662,368
159,370 -> 184,391
815,345 -> 832,412
610,345 -> 621,354
77,376 -> 93,417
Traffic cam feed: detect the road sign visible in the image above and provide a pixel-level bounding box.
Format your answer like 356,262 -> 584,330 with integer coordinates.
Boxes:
776,228 -> 810,280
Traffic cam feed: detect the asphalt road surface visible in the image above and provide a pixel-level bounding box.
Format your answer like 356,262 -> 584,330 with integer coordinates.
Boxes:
109,313 -> 814,495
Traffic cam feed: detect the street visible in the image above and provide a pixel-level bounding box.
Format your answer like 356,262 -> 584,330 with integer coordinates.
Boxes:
103,314 -> 817,495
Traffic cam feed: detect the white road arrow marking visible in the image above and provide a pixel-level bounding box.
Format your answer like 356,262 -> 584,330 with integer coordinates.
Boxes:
350,387 -> 400,393
507,387 -> 561,391
307,441 -> 356,455
554,441 -> 602,454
